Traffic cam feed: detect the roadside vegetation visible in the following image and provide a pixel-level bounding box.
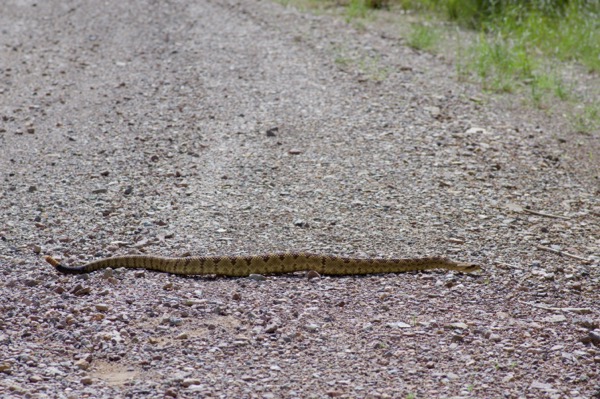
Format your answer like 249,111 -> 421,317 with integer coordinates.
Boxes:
276,0 -> 599,134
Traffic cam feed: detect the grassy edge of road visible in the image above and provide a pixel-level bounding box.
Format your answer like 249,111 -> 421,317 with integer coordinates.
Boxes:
275,0 -> 599,136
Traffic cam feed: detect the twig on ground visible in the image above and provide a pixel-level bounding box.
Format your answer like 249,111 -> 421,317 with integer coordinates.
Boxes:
536,245 -> 591,264
523,209 -> 570,220
519,301 -> 592,314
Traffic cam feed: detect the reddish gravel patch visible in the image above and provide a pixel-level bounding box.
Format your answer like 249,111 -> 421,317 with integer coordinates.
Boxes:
0,0 -> 598,398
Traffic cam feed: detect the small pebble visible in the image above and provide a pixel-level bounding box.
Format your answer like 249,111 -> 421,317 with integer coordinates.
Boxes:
266,127 -> 278,137
74,359 -> 90,370
0,362 -> 11,373
386,322 -> 411,329
530,381 -> 553,390
451,334 -> 464,343
543,314 -> 567,323
264,324 -> 278,334
181,378 -> 201,387
94,304 -> 109,312
80,376 -> 93,385
248,274 -> 266,281
489,333 -> 502,342
74,287 -> 91,296
22,279 -> 39,287
306,270 -> 320,280
293,219 -> 308,227
448,322 -> 468,330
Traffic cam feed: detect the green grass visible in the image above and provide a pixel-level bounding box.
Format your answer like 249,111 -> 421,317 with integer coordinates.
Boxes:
408,23 -> 439,50
466,33 -> 536,93
572,104 -> 600,135
501,2 -> 598,72
346,0 -> 372,20
458,32 -> 572,109
282,0 -> 599,73
401,0 -> 600,72
279,0 -> 599,129
422,0 -> 598,115
401,2 -> 599,76
333,44 -> 390,81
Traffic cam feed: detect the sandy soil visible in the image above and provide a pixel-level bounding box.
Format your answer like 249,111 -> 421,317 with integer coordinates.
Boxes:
0,0 -> 598,398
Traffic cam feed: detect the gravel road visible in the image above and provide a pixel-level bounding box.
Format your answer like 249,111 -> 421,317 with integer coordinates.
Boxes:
1,0 -> 599,398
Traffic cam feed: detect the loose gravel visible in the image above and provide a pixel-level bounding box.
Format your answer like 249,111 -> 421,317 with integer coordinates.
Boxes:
1,0 -> 599,398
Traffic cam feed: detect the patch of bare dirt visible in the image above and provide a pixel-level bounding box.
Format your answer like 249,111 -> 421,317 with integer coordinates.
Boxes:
0,0 -> 598,398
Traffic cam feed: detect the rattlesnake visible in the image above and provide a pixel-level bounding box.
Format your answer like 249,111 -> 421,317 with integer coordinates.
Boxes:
45,253 -> 481,276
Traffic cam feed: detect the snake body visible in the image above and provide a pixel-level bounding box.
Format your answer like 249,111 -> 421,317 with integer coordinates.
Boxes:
45,253 -> 481,276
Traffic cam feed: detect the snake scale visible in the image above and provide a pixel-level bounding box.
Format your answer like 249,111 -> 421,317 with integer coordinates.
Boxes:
45,253 -> 481,276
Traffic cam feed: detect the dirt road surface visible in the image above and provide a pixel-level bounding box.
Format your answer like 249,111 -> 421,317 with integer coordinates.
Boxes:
1,0 -> 598,398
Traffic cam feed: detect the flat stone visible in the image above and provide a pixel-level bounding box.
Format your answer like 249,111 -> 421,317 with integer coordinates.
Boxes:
94,303 -> 110,312
543,315 -> 567,323
74,359 -> 90,370
248,274 -> 266,281
80,376 -> 93,385
181,378 -> 201,387
386,322 -> 411,329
